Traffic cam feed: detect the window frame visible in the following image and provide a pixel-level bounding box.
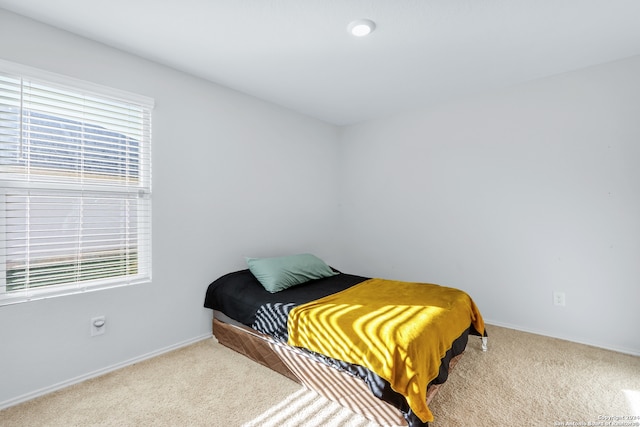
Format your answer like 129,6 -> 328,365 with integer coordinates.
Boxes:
0,59 -> 153,306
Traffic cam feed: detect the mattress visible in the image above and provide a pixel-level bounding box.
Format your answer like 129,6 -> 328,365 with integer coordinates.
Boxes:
204,269 -> 482,426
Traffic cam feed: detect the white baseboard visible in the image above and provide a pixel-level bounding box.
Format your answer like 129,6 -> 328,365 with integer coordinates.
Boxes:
0,332 -> 213,411
485,319 -> 640,357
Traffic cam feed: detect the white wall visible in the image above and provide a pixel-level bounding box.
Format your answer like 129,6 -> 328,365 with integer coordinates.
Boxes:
338,55 -> 640,355
0,9 -> 340,407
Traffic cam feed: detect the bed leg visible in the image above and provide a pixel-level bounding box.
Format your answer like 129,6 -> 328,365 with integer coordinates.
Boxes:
481,336 -> 488,352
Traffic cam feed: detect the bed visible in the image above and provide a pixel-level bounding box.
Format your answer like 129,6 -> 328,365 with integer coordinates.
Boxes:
203,254 -> 487,426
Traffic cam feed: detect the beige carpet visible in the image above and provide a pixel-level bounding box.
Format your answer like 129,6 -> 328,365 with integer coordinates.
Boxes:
1,325 -> 639,427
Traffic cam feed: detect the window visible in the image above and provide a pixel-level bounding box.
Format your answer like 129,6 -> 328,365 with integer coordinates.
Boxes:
0,60 -> 153,305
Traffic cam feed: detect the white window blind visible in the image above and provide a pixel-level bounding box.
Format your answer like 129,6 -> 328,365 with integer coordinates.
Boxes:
0,61 -> 153,305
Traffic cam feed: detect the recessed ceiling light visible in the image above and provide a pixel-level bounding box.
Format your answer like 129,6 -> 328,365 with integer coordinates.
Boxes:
348,19 -> 376,37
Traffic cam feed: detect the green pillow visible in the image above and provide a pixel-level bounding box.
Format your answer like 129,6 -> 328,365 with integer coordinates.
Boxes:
246,253 -> 338,293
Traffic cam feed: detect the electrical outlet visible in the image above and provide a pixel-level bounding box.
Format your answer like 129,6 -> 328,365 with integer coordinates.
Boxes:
91,316 -> 106,336
553,291 -> 566,307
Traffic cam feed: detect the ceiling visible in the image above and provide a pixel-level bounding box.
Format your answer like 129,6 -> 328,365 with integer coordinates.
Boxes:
1,0 -> 640,126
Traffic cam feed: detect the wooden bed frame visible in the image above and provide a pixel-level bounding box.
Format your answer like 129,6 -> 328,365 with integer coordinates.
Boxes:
212,313 -> 464,426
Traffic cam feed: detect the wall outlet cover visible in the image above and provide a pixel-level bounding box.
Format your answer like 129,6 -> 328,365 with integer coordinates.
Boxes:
91,316 -> 106,336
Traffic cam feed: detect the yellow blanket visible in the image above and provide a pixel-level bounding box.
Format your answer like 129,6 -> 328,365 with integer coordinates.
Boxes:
287,278 -> 485,423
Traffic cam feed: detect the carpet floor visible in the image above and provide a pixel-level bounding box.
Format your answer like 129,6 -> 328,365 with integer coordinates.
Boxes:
1,325 -> 639,427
